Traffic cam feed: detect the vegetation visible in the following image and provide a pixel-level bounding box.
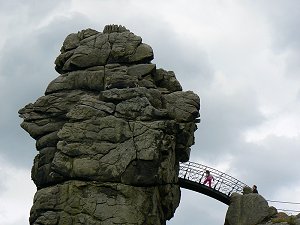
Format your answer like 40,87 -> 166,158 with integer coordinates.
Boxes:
271,215 -> 296,225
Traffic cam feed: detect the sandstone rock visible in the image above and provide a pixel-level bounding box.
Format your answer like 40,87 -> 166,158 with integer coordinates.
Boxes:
128,63 -> 156,78
164,91 -> 200,122
21,119 -> 64,139
243,186 -> 253,194
225,193 -> 270,225
54,26 -> 153,74
128,43 -> 154,62
45,68 -> 105,94
19,24 -> 200,225
155,68 -> 182,92
30,180 -> 179,225
103,24 -> 129,33
268,206 -> 278,218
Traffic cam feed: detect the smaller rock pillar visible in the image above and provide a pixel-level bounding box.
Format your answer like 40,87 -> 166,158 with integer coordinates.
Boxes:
224,192 -> 276,225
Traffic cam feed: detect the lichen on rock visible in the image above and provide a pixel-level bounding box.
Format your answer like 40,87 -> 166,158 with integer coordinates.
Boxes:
19,24 -> 200,225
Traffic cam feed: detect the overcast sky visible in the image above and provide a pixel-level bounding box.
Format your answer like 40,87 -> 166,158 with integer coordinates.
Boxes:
1,0 -> 300,224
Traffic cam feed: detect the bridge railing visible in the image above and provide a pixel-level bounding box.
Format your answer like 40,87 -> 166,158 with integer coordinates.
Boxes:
179,161 -> 249,196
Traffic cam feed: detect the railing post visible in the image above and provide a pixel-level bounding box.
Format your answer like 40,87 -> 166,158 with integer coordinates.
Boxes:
183,167 -> 188,179
213,172 -> 223,190
228,180 -> 239,196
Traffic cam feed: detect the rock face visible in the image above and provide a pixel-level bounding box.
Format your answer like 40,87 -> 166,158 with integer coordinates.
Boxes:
19,25 -> 200,225
224,189 -> 300,225
225,193 -> 271,225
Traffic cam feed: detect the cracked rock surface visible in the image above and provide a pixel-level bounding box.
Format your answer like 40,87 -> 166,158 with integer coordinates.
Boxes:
19,24 -> 200,225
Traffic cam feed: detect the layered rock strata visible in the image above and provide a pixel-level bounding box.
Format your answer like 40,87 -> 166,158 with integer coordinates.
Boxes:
19,25 -> 200,225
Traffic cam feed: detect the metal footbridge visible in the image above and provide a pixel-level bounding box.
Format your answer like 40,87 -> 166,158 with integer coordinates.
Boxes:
179,161 -> 249,205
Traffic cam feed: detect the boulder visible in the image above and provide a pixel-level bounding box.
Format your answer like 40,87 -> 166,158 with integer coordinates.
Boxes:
225,193 -> 270,225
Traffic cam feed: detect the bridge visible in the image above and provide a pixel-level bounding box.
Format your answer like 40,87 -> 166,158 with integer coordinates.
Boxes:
178,161 -> 249,205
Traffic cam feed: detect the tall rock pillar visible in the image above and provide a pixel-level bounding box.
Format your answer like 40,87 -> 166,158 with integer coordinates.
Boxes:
19,25 -> 200,225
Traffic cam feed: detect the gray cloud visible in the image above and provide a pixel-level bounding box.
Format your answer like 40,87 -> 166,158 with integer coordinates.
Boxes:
252,1 -> 300,79
258,1 -> 300,50
232,136 -> 300,194
0,11 -> 93,167
191,87 -> 265,161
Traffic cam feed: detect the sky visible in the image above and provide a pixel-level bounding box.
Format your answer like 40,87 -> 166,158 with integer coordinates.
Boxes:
0,0 -> 300,224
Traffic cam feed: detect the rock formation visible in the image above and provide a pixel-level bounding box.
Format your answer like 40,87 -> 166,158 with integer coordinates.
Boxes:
224,189 -> 300,225
225,193 -> 272,225
19,25 -> 200,225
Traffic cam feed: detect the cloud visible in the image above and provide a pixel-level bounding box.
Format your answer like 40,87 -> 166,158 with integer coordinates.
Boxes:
189,74 -> 265,162
232,135 -> 300,190
0,156 -> 35,225
252,1 -> 300,79
0,8 -> 94,167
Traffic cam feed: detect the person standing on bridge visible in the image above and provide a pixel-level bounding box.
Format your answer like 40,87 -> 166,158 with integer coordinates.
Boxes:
203,170 -> 214,188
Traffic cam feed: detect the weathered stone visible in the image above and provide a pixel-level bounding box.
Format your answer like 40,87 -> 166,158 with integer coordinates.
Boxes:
175,122 -> 197,162
36,131 -> 59,150
243,186 -> 253,194
30,181 -> 179,225
108,31 -> 142,62
104,64 -> 140,89
128,63 -> 156,78
103,24 -> 129,34
101,87 -> 163,109
31,147 -> 62,188
53,139 -> 136,182
66,96 -> 115,120
46,68 -> 105,94
268,206 -> 278,218
115,96 -> 165,120
19,90 -> 86,121
21,120 -> 64,139
225,193 -> 270,225
57,141 -> 115,157
257,211 -> 297,225
57,116 -> 132,143
63,34 -> 110,71
128,43 -> 154,63
19,24 -> 200,225
61,33 -> 80,51
55,27 -> 154,74
138,74 -> 157,88
164,91 -> 200,122
155,68 -> 182,92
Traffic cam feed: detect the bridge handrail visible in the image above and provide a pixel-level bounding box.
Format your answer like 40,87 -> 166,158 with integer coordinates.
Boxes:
179,161 -> 249,196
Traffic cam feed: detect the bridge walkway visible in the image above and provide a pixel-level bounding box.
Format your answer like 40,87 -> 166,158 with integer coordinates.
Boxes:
178,161 -> 249,205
